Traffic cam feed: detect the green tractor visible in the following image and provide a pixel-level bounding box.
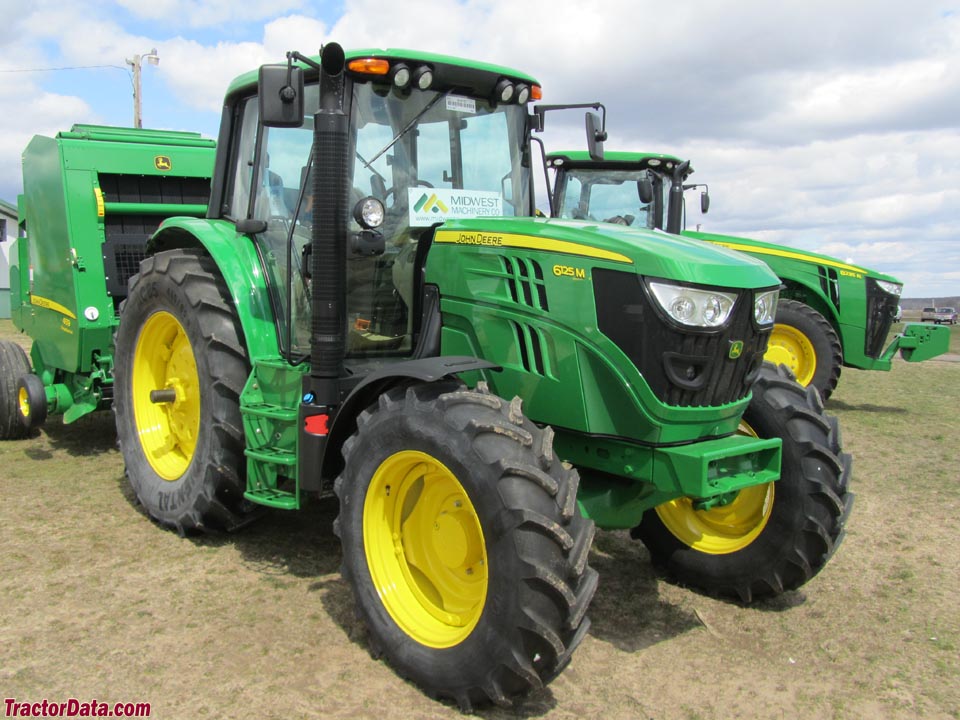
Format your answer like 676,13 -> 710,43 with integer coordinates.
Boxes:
3,44 -> 851,709
546,149 -> 950,399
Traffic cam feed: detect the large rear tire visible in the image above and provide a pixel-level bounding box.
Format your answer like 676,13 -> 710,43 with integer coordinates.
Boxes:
765,299 -> 843,400
114,249 -> 255,534
334,382 -> 597,710
0,340 -> 32,440
634,363 -> 853,603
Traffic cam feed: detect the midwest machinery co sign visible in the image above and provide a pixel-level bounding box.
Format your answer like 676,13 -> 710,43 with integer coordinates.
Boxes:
408,188 -> 502,226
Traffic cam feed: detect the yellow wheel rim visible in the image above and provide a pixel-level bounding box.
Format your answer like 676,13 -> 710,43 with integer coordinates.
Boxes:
363,450 -> 488,648
655,420 -> 774,554
131,311 -> 200,481
18,386 -> 30,419
765,323 -> 817,386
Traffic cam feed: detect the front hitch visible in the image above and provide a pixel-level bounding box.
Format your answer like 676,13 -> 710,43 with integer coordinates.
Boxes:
880,322 -> 951,364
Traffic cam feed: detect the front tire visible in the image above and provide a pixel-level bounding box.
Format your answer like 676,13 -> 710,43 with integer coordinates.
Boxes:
634,363 -> 853,603
764,299 -> 843,400
114,249 -> 255,534
334,382 -> 597,710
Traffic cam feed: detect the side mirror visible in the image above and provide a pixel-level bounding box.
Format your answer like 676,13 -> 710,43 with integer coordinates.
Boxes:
638,176 -> 654,205
585,112 -> 606,160
259,64 -> 304,128
700,190 -> 710,214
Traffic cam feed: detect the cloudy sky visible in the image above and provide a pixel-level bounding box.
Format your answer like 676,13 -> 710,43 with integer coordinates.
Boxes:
1,0 -> 958,298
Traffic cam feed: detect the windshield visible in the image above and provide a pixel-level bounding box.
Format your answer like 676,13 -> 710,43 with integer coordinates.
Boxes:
555,168 -> 664,229
246,80 -> 532,358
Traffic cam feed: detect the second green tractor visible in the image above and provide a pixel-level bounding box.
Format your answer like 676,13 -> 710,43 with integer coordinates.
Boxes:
547,149 -> 949,399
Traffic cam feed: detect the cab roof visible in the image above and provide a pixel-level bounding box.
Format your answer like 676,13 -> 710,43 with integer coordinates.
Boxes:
226,46 -> 538,97
547,150 -> 691,177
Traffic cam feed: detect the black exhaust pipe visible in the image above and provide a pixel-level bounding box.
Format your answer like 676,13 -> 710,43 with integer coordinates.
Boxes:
309,42 -> 347,403
666,160 -> 690,235
299,42 -> 347,492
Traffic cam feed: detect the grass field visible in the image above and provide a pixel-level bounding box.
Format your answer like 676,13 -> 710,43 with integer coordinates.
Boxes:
1,319 -> 958,719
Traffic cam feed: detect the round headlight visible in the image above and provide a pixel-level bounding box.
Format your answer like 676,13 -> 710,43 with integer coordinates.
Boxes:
494,79 -> 515,103
413,65 -> 433,90
669,296 -> 696,322
702,296 -> 726,326
390,63 -> 411,89
516,84 -> 530,104
353,196 -> 385,229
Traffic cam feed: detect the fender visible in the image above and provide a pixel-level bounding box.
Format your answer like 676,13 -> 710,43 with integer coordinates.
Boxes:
147,218 -> 282,360
320,356 -> 500,480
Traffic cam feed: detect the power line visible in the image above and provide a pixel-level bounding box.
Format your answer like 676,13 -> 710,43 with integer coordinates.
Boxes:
0,64 -> 130,73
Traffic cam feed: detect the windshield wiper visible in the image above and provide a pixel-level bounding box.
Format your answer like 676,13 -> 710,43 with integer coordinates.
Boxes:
364,90 -> 450,170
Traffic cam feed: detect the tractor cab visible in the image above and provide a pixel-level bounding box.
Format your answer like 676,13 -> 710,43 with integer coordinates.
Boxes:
219,49 -> 538,366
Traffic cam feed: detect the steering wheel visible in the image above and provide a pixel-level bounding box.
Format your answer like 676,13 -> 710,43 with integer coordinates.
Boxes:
382,180 -> 434,206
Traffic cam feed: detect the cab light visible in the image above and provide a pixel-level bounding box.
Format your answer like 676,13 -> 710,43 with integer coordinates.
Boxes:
413,65 -> 433,90
354,196 -> 385,229
348,58 -> 390,75
515,84 -> 530,104
389,63 -> 411,88
494,78 -> 515,103
531,84 -> 542,100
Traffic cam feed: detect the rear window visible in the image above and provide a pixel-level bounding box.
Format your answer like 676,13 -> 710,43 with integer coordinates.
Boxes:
936,307 -> 955,313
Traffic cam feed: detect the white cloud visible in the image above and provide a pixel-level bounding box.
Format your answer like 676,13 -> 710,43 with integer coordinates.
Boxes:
113,0 -> 305,27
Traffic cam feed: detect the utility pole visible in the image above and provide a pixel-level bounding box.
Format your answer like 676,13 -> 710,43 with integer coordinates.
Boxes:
126,49 -> 159,128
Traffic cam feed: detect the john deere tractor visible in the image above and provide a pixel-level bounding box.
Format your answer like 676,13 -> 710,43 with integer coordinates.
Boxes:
546,149 -> 949,399
3,45 -> 852,709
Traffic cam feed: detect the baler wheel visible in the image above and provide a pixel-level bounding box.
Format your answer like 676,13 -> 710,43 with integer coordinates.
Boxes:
16,373 -> 48,431
0,340 -> 32,440
635,362 -> 853,603
114,249 -> 255,534
334,382 -> 597,710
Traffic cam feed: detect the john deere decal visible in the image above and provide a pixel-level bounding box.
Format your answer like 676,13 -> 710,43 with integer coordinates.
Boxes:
408,188 -> 502,227
154,156 -> 172,171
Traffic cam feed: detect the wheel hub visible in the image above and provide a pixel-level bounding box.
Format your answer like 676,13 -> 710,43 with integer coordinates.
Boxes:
364,451 -> 488,648
766,323 -> 817,386
131,311 -> 200,481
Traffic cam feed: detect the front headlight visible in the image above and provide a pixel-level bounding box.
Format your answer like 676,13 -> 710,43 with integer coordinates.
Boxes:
875,280 -> 902,297
648,281 -> 737,328
754,289 -> 779,326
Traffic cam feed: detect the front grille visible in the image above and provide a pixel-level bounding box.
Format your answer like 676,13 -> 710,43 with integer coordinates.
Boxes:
593,269 -> 771,407
864,277 -> 898,358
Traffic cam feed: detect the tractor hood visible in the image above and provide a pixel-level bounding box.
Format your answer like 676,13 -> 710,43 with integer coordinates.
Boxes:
685,229 -> 901,285
434,217 -> 780,290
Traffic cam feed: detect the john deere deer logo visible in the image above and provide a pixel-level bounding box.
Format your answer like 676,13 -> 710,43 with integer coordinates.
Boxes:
154,156 -> 172,171
728,340 -> 744,359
